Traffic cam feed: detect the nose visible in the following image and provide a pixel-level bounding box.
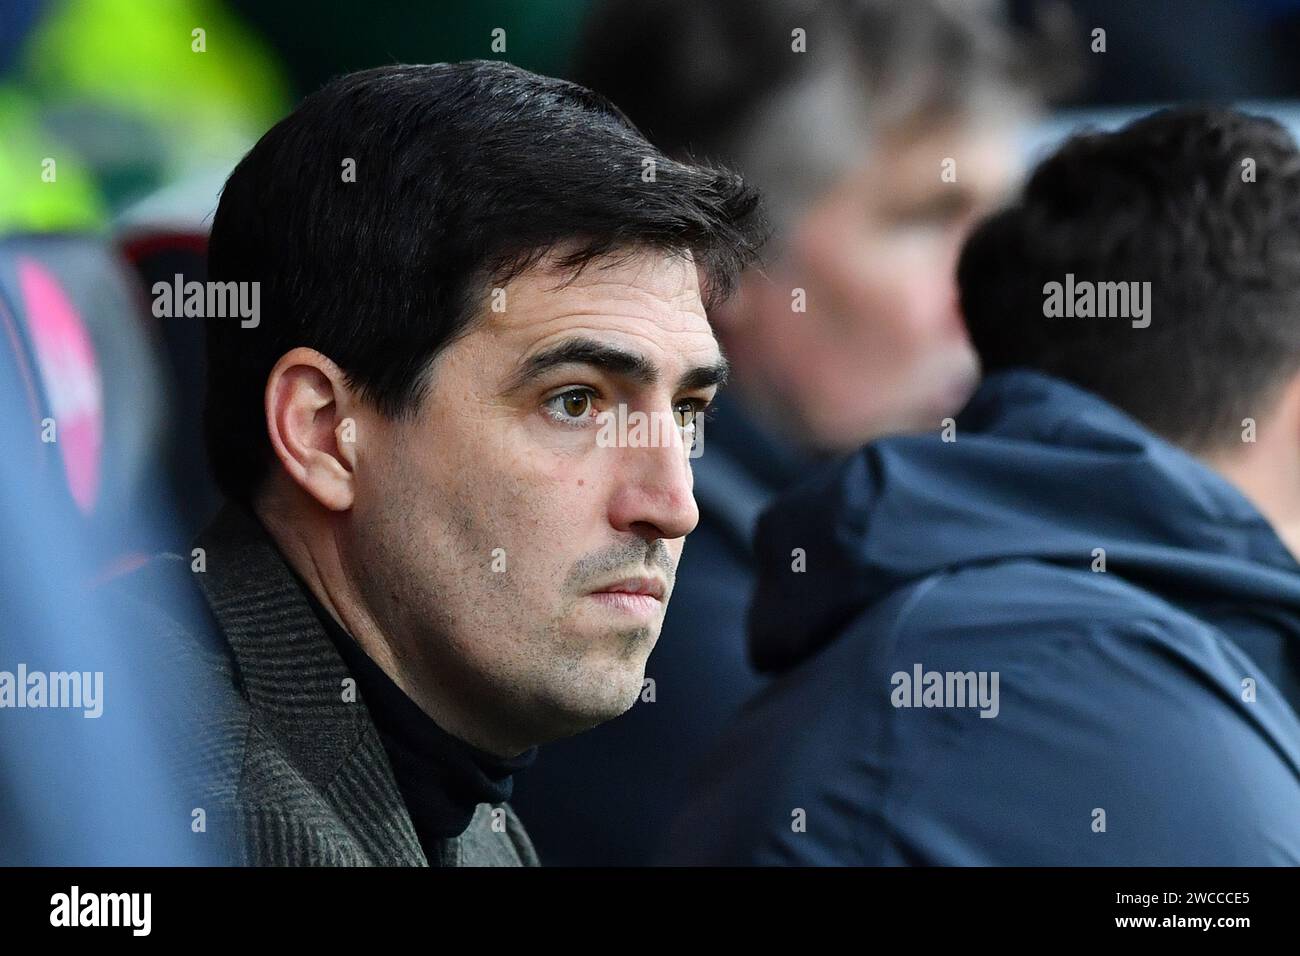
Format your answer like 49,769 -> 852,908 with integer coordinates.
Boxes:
605,428 -> 699,543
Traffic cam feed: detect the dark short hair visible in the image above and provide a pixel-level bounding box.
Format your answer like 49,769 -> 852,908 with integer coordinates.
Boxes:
958,106 -> 1300,451
205,60 -> 765,505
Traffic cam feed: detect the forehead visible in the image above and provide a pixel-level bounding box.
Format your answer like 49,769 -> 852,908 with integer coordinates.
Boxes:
478,249 -> 719,369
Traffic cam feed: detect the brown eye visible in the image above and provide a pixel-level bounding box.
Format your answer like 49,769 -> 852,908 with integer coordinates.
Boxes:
673,400 -> 700,428
562,391 -> 590,417
544,388 -> 598,425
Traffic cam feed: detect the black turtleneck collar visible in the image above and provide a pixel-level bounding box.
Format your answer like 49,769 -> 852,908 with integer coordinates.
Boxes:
292,572 -> 537,861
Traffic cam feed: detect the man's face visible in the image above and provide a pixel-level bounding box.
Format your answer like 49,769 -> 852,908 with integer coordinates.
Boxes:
344,250 -> 720,751
736,117 -> 1019,449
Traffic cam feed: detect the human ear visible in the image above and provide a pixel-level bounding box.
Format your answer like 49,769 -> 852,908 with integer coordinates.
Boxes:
263,347 -> 357,511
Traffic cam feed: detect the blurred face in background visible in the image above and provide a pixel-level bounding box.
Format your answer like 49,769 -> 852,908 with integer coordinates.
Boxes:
717,113 -> 1022,451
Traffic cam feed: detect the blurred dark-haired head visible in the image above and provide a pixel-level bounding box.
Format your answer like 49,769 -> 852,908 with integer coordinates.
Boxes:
958,106 -> 1300,452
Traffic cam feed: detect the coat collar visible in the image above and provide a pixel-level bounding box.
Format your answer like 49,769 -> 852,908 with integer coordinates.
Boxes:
192,502 -> 428,865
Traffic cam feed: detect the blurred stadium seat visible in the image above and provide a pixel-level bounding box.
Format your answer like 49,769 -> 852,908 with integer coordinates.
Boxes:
0,231 -> 180,568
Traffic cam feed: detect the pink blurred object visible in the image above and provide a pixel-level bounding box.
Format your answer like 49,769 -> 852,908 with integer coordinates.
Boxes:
18,257 -> 103,513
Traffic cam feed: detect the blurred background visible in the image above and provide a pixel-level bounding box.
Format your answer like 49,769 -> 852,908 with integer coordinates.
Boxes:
4,0 -> 1300,865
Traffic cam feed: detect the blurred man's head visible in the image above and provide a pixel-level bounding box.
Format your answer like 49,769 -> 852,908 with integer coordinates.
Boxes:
958,106 -> 1300,552
205,61 -> 764,755
575,0 -> 1069,450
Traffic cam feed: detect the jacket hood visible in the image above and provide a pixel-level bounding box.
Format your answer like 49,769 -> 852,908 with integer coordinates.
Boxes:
749,369 -> 1300,673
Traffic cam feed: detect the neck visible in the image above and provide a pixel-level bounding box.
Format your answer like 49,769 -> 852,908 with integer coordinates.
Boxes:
1199,426 -> 1300,565
253,490 -> 529,759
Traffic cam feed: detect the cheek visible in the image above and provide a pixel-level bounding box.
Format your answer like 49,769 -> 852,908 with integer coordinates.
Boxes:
386,396 -> 615,600
459,429 -> 611,579
786,246 -> 918,371
794,214 -> 901,328
365,416 -> 511,580
826,233 -> 964,354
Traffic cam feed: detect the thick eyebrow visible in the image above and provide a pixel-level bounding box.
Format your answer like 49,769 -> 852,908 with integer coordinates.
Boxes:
504,336 -> 729,394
